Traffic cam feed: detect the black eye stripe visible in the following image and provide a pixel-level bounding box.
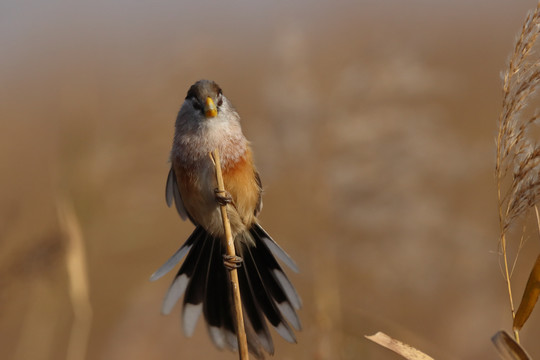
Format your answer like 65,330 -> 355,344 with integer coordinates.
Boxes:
191,99 -> 202,110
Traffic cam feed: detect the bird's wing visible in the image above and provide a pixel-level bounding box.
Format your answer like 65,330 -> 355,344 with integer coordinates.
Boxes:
254,170 -> 263,216
166,167 -> 189,221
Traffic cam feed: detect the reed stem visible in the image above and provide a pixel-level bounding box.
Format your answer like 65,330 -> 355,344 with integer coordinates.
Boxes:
210,149 -> 249,360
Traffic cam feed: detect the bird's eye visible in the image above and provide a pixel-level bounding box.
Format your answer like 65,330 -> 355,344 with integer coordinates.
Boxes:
217,94 -> 223,107
192,100 -> 202,111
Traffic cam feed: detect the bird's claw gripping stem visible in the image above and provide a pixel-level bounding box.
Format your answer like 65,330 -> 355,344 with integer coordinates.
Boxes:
214,188 -> 233,206
223,254 -> 243,270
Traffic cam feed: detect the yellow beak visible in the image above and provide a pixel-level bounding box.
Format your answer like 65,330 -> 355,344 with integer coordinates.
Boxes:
204,97 -> 218,118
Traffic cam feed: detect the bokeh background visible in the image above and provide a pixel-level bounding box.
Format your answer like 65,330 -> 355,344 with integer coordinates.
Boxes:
2,0 -> 540,359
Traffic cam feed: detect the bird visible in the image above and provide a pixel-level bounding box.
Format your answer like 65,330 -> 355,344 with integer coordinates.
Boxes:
151,79 -> 301,358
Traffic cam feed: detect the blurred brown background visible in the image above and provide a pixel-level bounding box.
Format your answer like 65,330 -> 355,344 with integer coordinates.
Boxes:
2,0 -> 540,359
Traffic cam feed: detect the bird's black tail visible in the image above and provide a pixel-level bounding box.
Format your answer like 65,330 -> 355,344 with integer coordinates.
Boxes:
150,224 -> 301,358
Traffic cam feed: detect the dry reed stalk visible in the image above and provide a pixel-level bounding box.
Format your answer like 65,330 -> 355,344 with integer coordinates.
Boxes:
57,197 -> 93,360
513,254 -> 540,330
210,149 -> 249,360
496,1 -> 540,343
311,242 -> 342,359
365,332 -> 434,360
492,331 -> 531,360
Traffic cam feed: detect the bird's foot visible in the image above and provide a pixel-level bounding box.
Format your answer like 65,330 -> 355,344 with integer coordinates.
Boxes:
223,254 -> 243,270
214,188 -> 233,206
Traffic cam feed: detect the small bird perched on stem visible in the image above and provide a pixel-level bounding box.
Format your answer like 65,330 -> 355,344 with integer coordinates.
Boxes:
151,79 -> 302,358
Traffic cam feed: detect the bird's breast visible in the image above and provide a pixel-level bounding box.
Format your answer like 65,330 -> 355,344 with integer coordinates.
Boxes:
173,147 -> 260,238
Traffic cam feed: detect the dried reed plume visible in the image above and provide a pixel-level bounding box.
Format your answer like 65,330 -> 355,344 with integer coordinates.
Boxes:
496,1 -> 540,343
